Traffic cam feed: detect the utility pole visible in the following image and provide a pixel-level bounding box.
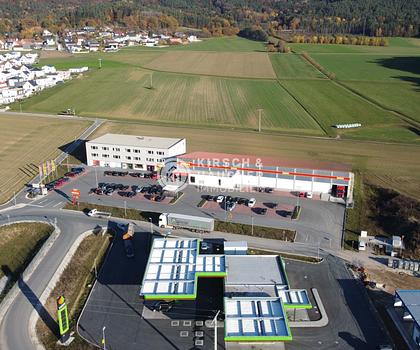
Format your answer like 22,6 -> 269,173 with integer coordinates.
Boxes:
124,200 -> 127,218
98,58 -> 102,69
213,310 -> 220,350
251,216 -> 254,236
95,166 -> 98,188
257,108 -> 263,132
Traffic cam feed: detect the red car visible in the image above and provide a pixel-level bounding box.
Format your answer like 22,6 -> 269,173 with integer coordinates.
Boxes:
65,172 -> 76,177
298,192 -> 305,198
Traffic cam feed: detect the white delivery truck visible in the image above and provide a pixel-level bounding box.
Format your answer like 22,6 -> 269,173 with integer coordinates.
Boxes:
159,213 -> 214,233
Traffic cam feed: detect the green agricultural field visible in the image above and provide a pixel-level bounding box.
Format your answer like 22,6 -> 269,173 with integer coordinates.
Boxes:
342,81 -> 420,123
169,36 -> 267,52
21,67 -> 322,133
269,53 -> 325,79
290,37 -> 420,55
145,51 -> 276,78
0,114 -> 91,203
311,53 -> 420,82
279,80 -> 409,138
10,35 -> 420,144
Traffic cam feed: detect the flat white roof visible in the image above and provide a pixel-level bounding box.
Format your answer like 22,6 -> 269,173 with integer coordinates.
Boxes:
140,238 -> 225,297
224,297 -> 291,339
225,255 -> 287,286
88,133 -> 184,149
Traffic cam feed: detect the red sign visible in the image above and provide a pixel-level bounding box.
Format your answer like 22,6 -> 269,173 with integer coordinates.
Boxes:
71,189 -> 80,196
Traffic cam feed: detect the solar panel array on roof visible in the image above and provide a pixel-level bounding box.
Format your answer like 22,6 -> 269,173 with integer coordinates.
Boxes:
140,238 -> 225,299
224,297 -> 292,340
395,290 -> 420,327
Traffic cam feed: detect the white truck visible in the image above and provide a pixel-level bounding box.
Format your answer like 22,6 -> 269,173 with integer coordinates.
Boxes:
87,208 -> 111,218
159,213 -> 214,233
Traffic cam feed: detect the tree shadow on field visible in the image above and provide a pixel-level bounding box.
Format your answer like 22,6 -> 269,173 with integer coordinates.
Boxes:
374,56 -> 420,90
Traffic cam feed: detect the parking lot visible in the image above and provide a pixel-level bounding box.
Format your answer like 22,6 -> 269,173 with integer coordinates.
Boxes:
31,166 -> 345,250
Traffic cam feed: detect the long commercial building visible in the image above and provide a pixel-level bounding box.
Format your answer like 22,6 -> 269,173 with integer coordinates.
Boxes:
177,151 -> 354,201
85,134 -> 186,171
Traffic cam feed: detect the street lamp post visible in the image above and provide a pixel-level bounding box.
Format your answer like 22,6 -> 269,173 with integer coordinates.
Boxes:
212,310 -> 220,350
251,216 -> 254,236
124,200 -> 127,218
102,326 -> 106,350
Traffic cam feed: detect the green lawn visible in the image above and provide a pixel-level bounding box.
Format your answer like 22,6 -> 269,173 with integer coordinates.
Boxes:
21,67 -> 322,133
280,80 -> 401,136
269,53 -> 325,79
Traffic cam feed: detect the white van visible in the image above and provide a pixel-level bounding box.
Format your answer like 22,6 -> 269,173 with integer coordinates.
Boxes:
358,241 -> 366,251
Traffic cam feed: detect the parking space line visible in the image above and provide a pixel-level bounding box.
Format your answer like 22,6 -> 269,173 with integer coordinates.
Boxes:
52,201 -> 63,208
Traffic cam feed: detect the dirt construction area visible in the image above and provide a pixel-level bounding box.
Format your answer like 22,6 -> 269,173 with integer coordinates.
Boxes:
145,51 -> 276,79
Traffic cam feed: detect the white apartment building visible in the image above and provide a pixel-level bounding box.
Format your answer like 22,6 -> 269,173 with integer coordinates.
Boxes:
85,134 -> 186,172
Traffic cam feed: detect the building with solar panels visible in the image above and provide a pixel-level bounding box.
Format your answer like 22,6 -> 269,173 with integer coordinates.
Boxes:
140,237 -> 312,345
176,151 -> 354,202
393,290 -> 420,348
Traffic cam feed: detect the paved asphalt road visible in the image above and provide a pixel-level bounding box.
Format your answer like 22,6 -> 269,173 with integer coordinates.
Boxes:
0,206 -> 110,350
286,256 -> 387,349
30,167 -> 345,250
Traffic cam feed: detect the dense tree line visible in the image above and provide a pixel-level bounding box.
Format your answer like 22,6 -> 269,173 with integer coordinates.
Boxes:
0,0 -> 419,38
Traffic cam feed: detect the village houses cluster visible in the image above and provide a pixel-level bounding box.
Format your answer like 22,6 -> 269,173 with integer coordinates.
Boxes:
0,27 -> 200,54
0,51 -> 87,106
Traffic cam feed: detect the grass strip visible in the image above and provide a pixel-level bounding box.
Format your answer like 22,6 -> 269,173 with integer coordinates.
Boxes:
0,222 -> 53,301
36,232 -> 112,350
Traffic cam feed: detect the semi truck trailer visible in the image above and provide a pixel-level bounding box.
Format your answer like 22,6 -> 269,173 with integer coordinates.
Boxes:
158,213 -> 214,233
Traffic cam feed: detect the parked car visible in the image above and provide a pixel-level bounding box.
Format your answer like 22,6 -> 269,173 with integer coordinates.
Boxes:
201,242 -> 209,251
237,198 -> 247,205
232,197 -> 240,203
270,202 -> 278,209
141,186 -> 149,193
104,171 -> 113,176
306,192 -> 313,199
127,191 -> 136,198
64,172 -> 76,177
71,167 -> 85,174
155,195 -> 166,202
298,192 -> 305,198
259,208 -> 267,215
135,186 -> 143,193
247,198 -> 256,207
227,202 -> 236,211
265,187 -> 273,193
152,301 -> 174,312
216,195 -> 224,203
124,239 -> 134,258
105,188 -> 114,196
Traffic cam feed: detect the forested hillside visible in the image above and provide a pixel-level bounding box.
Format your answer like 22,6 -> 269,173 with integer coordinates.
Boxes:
0,0 -> 419,37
